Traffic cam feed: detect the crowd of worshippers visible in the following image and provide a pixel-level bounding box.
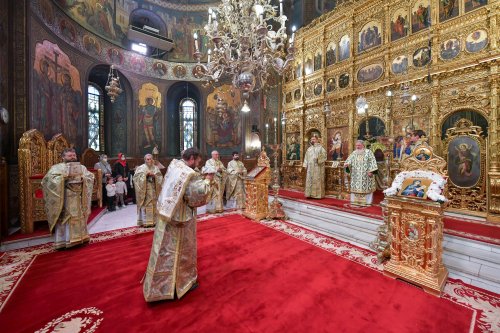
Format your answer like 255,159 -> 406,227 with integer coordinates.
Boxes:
94,153 -> 133,212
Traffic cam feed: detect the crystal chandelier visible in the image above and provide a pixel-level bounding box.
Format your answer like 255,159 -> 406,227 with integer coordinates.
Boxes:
193,0 -> 295,110
105,65 -> 123,103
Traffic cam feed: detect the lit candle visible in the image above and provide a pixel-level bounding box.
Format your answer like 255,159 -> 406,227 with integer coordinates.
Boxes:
273,117 -> 277,144
265,123 -> 269,145
208,8 -> 212,25
279,0 -> 283,17
207,49 -> 212,63
291,25 -> 296,43
193,32 -> 199,52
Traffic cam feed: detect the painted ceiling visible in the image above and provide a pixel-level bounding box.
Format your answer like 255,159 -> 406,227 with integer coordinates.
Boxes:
52,0 -> 218,62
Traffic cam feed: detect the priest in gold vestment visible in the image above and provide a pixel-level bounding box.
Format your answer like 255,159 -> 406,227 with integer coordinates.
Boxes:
226,151 -> 247,209
143,148 -> 214,302
344,140 -> 378,206
303,136 -> 327,198
42,148 -> 94,249
204,150 -> 226,213
133,154 -> 163,227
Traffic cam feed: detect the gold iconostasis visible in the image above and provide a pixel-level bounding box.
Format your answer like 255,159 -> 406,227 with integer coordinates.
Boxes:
280,0 -> 499,221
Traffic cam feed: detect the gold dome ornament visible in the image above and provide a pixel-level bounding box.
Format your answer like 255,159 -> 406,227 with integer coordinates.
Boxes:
0,107 -> 8,124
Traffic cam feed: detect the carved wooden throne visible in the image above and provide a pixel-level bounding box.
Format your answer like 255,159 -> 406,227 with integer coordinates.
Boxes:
383,141 -> 449,296
18,130 -> 102,233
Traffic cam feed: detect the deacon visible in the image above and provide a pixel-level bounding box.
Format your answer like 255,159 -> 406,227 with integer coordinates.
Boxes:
344,140 -> 378,206
143,148 -> 214,302
303,135 -> 327,198
42,148 -> 94,250
133,154 -> 163,227
205,150 -> 226,213
226,151 -> 247,209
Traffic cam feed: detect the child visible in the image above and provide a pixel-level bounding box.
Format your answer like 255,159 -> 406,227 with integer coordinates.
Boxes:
115,175 -> 128,208
105,177 -> 116,212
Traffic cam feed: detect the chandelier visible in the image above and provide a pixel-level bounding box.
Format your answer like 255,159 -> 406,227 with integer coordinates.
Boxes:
193,0 -> 295,110
105,65 -> 123,103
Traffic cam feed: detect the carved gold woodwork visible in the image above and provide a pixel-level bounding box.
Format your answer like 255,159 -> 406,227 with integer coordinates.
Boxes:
384,142 -> 448,296
443,119 -> 487,215
325,162 -> 348,198
282,165 -> 305,191
281,0 -> 499,220
18,130 -> 102,233
243,167 -> 270,221
384,198 -> 448,296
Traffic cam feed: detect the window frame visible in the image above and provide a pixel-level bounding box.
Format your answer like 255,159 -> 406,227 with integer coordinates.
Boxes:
179,97 -> 197,153
87,82 -> 105,152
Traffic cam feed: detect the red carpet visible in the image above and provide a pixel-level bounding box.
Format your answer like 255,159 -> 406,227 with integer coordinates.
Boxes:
0,215 -> 475,332
278,188 -> 500,244
1,206 -> 106,243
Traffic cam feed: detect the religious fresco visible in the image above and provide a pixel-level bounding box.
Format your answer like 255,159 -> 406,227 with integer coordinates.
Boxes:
59,19 -> 76,42
447,136 -> 481,188
205,85 -> 242,149
327,127 -> 348,161
152,62 -> 167,76
314,50 -> 323,71
465,0 -> 487,12
357,63 -> 384,83
339,73 -> 350,88
137,83 -> 162,154
391,8 -> 408,41
304,54 -> 314,75
439,0 -> 459,22
295,61 -> 302,79
326,77 -> 336,93
83,34 -> 102,56
107,48 -> 124,65
294,88 -> 302,101
39,0 -> 55,24
32,40 -> 83,146
130,54 -> 146,73
440,38 -> 460,60
286,132 -> 301,160
326,43 -> 336,66
465,30 -> 488,53
411,0 -> 431,34
413,46 -> 431,67
339,35 -> 350,61
358,21 -> 382,53
53,0 -> 209,62
391,55 -> 408,74
314,83 -> 323,96
110,91 -> 128,157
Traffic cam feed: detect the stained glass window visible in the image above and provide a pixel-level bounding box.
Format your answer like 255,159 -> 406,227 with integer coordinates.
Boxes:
180,98 -> 197,152
88,84 -> 104,151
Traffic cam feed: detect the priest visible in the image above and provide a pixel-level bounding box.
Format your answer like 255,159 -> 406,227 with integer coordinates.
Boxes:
303,135 -> 327,198
204,150 -> 226,213
133,154 -> 163,227
143,148 -> 214,302
344,140 -> 378,206
42,148 -> 94,249
226,151 -> 247,209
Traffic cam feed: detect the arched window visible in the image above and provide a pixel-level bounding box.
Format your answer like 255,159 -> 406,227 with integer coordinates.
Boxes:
179,98 -> 197,152
87,83 -> 104,151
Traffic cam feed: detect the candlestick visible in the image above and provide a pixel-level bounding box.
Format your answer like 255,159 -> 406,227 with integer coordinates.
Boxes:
193,32 -> 199,52
279,0 -> 283,17
265,123 -> 269,145
273,117 -> 277,144
208,8 -> 212,24
207,49 -> 212,63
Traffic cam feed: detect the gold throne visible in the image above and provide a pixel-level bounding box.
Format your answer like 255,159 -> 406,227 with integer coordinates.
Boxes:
383,142 -> 448,296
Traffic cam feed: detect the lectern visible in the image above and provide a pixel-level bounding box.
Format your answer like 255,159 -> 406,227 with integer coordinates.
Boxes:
243,166 -> 269,221
383,142 -> 448,296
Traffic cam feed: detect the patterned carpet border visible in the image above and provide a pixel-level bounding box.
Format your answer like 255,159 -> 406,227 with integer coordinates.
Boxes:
1,213 -> 499,332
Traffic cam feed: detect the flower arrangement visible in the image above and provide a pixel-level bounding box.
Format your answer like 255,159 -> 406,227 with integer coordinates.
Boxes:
384,170 -> 447,202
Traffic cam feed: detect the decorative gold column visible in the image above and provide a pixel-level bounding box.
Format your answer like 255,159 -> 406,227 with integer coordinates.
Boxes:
487,64 -> 500,220
430,79 -> 440,150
